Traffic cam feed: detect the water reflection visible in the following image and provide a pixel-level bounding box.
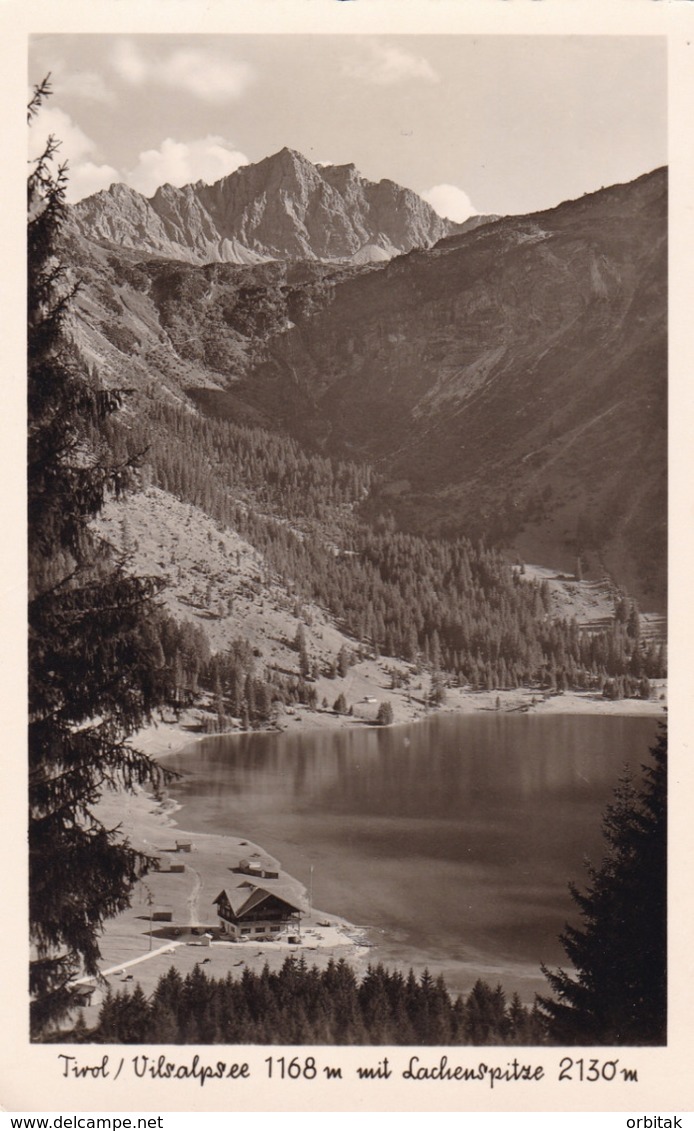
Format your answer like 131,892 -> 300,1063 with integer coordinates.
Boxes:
168,713 -> 658,998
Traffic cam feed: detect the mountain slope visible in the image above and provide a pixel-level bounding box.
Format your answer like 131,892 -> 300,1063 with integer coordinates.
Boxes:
69,148 -> 457,266
239,168 -> 667,603
67,167 -> 667,605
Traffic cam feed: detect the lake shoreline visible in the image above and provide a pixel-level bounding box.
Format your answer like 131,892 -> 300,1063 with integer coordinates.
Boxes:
134,681 -> 667,761
83,708 -> 664,1025
82,785 -> 376,1030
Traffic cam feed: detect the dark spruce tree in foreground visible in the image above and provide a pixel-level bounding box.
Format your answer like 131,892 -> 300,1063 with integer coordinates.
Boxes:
539,722 -> 667,1045
81,959 -> 547,1045
28,80 -> 172,1037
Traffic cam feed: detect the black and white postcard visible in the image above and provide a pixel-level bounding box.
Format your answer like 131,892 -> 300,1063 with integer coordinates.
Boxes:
3,0 -> 693,1118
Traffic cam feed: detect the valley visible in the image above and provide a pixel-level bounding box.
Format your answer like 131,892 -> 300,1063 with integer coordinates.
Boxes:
26,44 -> 670,1052
69,161 -> 667,613
68,155 -> 668,745
94,484 -> 665,763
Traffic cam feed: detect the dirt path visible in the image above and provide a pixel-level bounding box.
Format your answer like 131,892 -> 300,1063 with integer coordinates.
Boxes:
187,866 -> 202,926
73,941 -> 185,985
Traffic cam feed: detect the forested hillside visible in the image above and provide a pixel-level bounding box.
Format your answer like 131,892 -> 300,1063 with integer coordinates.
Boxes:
56,157 -> 668,722
69,167 -> 667,607
94,393 -> 664,720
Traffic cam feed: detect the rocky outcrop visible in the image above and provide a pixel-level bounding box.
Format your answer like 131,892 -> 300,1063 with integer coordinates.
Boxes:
70,148 -> 456,265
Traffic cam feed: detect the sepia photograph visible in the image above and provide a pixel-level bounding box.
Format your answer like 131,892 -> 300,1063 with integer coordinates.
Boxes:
26,29 -> 668,1053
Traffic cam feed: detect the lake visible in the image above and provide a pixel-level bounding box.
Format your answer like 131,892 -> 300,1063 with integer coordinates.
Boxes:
166,712 -> 661,1001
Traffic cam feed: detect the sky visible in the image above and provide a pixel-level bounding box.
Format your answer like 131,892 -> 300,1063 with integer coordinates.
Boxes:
28,34 -> 666,220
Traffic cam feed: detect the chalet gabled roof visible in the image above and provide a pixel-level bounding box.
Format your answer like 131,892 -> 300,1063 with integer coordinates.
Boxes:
263,882 -> 307,913
213,884 -> 306,918
213,887 -> 255,916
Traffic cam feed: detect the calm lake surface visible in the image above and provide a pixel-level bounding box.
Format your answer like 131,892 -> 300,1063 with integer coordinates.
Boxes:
167,712 -> 660,999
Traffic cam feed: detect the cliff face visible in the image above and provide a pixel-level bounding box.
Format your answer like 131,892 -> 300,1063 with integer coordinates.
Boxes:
67,167 -> 667,604
69,148 -> 456,265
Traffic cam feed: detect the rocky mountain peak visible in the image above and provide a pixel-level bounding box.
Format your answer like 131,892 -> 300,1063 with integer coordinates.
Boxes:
70,147 -> 459,266
68,165 -> 666,604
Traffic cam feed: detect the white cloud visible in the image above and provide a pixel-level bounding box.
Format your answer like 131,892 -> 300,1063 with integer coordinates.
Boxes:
69,161 -> 120,201
157,50 -> 254,103
29,105 -> 93,164
111,40 -> 148,86
29,105 -> 118,202
52,66 -> 115,104
422,183 -> 477,224
344,42 -> 439,86
29,102 -> 251,202
111,40 -> 254,103
127,136 -> 250,196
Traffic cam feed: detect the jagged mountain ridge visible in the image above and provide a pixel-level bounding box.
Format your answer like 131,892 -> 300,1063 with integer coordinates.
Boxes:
66,167 -> 667,605
69,147 -> 460,266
